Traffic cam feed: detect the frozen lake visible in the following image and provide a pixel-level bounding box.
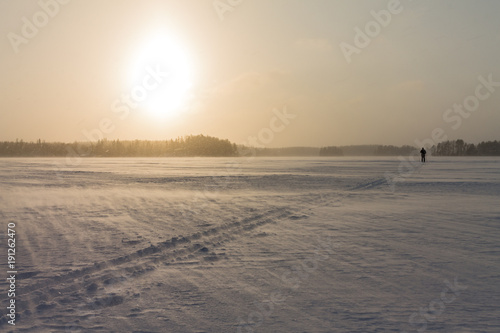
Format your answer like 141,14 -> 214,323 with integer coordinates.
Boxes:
1,157 -> 499,332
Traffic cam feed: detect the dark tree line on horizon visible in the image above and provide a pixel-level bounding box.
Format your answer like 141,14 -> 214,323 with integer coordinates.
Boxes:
0,135 -> 238,157
1,137 -> 499,157
432,139 -> 500,156
320,145 -> 415,156
319,146 -> 344,156
320,141 -> 500,157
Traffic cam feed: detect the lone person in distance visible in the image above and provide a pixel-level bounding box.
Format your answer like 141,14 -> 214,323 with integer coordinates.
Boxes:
420,147 -> 427,163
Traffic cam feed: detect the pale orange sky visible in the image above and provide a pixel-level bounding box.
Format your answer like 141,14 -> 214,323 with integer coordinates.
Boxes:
1,0 -> 500,147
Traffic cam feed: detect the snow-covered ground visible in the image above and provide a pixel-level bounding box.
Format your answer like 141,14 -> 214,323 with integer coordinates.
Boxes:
0,156 -> 499,332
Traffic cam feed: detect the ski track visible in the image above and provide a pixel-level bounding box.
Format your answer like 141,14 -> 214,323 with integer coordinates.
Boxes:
1,163 -> 386,330
4,183 -> 361,328
0,157 -> 499,332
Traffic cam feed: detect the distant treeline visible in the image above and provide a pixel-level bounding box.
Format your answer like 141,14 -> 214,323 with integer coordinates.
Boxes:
0,135 -> 238,157
254,147 -> 320,156
320,145 -> 416,156
432,139 -> 500,156
1,137 -> 499,157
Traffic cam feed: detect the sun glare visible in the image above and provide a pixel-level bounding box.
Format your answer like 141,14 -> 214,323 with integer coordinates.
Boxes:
128,32 -> 194,118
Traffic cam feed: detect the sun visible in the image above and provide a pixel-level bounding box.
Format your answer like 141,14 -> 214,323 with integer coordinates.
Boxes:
128,32 -> 194,118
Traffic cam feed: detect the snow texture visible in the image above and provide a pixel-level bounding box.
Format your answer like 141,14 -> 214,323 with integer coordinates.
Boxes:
0,157 -> 499,332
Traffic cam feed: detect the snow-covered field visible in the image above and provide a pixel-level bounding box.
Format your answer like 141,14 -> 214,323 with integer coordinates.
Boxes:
1,156 -> 499,333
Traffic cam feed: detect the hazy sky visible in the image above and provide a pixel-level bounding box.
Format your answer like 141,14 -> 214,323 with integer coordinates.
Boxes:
1,0 -> 500,147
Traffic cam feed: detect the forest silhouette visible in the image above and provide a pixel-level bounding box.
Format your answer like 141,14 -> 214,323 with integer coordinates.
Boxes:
0,136 -> 499,157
